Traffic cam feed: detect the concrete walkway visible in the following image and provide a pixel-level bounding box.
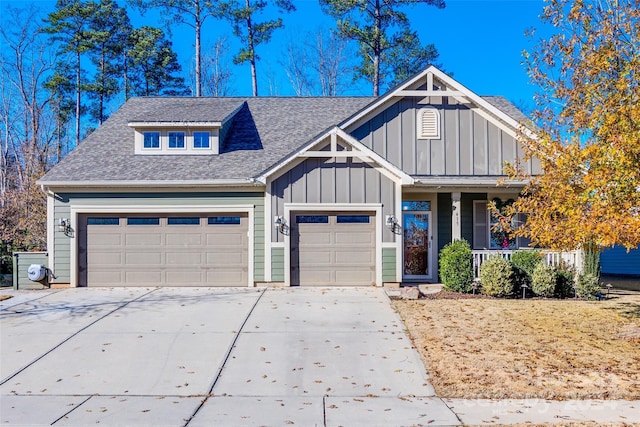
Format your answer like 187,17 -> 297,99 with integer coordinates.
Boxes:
1,287 -> 638,426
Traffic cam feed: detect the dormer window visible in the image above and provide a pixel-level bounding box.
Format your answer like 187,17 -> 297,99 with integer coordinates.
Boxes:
193,131 -> 210,149
417,107 -> 440,139
130,123 -> 220,155
143,132 -> 160,149
168,132 -> 185,149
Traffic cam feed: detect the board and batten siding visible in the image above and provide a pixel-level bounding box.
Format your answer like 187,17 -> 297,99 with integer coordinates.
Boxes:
270,157 -> 397,243
350,98 -> 540,176
50,192 -> 265,284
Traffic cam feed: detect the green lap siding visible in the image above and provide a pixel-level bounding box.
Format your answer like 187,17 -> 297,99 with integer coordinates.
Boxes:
271,247 -> 285,282
382,247 -> 397,282
13,252 -> 49,289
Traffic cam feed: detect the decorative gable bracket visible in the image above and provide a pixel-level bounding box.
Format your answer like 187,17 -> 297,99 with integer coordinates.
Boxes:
393,72 -> 470,105
256,127 -> 414,186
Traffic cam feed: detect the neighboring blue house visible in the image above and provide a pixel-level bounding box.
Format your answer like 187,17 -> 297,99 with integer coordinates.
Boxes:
601,246 -> 640,276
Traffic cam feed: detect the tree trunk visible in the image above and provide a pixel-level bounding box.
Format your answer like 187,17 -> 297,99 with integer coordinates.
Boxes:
246,0 -> 258,96
372,0 -> 381,97
195,1 -> 202,97
75,50 -> 81,146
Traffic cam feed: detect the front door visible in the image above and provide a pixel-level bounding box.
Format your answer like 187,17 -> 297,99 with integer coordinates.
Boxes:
402,206 -> 432,281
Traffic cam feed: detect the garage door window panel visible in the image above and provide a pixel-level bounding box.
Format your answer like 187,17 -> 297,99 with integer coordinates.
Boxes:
208,216 -> 241,224
87,218 -> 120,225
167,217 -> 200,225
127,217 -> 160,225
336,215 -> 370,223
296,215 -> 328,223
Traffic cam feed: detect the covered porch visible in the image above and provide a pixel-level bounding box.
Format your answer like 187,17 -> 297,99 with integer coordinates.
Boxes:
399,187 -> 583,283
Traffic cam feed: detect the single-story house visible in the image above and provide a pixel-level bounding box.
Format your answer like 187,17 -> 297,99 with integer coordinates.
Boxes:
38,66 -> 543,287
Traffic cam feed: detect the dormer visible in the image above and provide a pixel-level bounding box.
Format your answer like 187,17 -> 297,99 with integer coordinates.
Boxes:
129,121 -> 221,155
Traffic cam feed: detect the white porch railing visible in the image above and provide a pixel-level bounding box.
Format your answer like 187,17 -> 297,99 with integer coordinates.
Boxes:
471,249 -> 583,278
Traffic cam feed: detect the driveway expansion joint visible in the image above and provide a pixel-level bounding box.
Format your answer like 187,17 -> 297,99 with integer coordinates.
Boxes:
183,287 -> 267,426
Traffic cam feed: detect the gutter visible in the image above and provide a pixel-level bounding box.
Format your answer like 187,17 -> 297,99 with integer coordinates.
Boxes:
37,178 -> 263,188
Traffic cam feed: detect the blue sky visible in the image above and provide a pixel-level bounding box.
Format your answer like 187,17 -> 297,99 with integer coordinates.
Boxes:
3,0 -> 548,108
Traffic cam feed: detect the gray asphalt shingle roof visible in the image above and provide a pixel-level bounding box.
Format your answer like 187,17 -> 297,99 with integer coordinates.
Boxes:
40,97 -> 375,183
40,95 -> 528,185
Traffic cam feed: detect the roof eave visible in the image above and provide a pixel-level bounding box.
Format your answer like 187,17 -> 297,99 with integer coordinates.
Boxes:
38,178 -> 263,191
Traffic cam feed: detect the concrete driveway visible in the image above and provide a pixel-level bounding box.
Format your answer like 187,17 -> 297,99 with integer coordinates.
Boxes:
0,287 -> 459,426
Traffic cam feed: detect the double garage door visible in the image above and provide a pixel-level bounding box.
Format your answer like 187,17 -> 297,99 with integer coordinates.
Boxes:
291,212 -> 376,286
78,213 -> 248,287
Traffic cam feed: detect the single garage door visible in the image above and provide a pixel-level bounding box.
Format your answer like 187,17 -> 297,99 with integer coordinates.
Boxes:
291,212 -> 375,286
78,213 -> 248,287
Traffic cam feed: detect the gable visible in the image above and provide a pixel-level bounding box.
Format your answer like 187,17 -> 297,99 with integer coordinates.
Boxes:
350,97 -> 535,176
342,67 -> 541,178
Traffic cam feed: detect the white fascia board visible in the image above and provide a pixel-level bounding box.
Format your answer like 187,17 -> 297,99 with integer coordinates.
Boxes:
340,65 -> 442,129
341,65 -> 536,139
256,127 -> 337,182
128,121 -> 222,128
332,128 -> 414,185
38,179 -> 262,191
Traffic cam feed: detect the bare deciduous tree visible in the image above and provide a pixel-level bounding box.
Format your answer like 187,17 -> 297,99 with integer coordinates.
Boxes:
200,37 -> 234,96
1,6 -> 59,251
283,28 -> 354,96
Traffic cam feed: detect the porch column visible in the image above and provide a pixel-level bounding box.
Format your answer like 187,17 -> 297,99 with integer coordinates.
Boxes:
452,192 -> 461,241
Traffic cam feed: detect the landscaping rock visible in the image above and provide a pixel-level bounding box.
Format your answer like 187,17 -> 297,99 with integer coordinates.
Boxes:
400,287 -> 420,300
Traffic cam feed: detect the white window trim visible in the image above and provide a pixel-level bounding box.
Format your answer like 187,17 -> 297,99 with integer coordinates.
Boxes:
143,131 -> 162,150
473,200 -> 528,250
192,131 -> 211,150
167,131 -> 187,150
417,107 -> 441,140
134,129 -> 219,155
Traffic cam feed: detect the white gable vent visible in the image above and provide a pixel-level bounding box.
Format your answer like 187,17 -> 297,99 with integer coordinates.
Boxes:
417,107 -> 440,139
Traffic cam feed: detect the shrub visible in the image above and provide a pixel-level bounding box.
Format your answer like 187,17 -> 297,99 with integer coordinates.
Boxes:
510,250 -> 543,290
555,268 -> 575,298
480,256 -> 514,297
575,273 -> 601,300
439,240 -> 474,293
531,263 -> 557,297
582,244 -> 601,282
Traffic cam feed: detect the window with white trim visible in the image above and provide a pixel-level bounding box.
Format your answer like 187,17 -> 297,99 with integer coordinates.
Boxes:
133,128 -> 219,154
193,131 -> 210,149
417,107 -> 440,139
473,200 -> 531,250
168,131 -> 185,149
143,132 -> 160,149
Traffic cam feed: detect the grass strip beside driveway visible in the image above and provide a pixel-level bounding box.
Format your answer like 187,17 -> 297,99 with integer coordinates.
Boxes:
394,291 -> 640,400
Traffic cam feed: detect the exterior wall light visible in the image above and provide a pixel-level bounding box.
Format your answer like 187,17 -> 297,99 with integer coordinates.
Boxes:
385,215 -> 398,231
274,216 -> 287,235
58,218 -> 71,234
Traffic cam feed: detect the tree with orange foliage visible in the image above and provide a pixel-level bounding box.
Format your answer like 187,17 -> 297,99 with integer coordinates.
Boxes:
498,0 -> 640,255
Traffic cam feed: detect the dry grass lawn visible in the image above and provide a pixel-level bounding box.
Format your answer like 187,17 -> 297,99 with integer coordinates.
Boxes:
393,290 -> 640,400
